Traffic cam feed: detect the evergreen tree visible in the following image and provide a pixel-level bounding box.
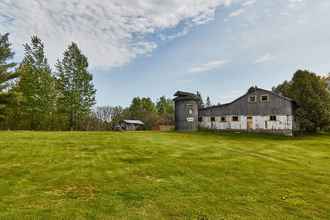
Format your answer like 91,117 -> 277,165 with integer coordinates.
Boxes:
56,42 -> 96,130
16,36 -> 56,130
196,91 -> 204,108
206,96 -> 212,107
0,33 -> 17,120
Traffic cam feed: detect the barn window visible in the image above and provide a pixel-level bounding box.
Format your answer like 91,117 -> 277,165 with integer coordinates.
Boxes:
232,116 -> 239,122
221,116 -> 226,122
270,115 -> 277,121
249,95 -> 257,103
261,95 -> 269,102
211,117 -> 216,122
198,117 -> 203,122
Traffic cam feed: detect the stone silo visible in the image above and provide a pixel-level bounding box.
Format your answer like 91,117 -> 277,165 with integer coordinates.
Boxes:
173,91 -> 200,131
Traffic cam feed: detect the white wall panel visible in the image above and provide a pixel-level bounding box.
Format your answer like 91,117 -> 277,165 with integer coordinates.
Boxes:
200,115 -> 293,133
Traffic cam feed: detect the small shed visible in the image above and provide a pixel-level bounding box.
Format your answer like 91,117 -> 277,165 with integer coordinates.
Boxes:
121,120 -> 144,131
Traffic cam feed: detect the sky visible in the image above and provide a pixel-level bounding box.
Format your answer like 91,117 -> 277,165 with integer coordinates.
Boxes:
1,0 -> 330,106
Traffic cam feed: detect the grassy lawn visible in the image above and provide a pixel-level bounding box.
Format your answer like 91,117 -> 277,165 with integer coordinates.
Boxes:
0,131 -> 329,219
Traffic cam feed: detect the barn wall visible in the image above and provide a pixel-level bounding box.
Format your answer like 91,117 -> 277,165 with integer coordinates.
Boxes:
199,115 -> 294,136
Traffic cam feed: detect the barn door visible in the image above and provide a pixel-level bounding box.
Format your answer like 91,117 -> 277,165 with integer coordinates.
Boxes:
247,116 -> 253,130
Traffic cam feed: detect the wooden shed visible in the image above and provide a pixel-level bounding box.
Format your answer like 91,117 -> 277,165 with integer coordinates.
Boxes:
121,120 -> 144,131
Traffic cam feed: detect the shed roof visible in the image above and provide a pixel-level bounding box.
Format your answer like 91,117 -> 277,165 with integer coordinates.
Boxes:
123,120 -> 144,125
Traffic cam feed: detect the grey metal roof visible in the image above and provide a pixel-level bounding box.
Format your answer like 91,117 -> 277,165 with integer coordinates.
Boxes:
201,87 -> 295,110
123,120 -> 144,125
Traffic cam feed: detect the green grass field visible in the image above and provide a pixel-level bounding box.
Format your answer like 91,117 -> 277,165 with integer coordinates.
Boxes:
0,131 -> 329,219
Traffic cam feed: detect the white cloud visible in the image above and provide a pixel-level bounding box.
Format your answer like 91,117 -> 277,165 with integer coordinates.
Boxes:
229,8 -> 245,17
228,0 -> 257,18
0,0 -> 231,69
189,59 -> 229,73
255,53 -> 275,64
288,0 -> 303,2
242,0 -> 256,7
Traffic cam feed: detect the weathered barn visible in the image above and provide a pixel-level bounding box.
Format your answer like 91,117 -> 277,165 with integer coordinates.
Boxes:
174,87 -> 297,136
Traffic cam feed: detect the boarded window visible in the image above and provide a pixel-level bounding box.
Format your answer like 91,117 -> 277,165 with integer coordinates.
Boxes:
221,117 -> 226,122
211,117 -> 216,122
270,115 -> 277,121
186,104 -> 193,116
249,96 -> 257,103
261,95 -> 269,102
232,116 -> 239,122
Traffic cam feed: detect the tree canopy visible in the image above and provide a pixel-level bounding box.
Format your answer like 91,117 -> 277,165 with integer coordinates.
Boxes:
0,33 -> 17,120
56,42 -> 96,130
16,36 -> 56,130
274,70 -> 330,132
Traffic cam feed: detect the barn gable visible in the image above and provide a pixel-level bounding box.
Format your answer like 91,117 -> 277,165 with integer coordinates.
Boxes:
199,87 -> 295,117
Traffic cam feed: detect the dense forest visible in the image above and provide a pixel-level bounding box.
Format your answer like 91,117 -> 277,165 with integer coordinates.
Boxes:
1,32 -> 330,132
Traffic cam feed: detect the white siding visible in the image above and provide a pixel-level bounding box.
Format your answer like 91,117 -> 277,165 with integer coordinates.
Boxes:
200,115 -> 293,134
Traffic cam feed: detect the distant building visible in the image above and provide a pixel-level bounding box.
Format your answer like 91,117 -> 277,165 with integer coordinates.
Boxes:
174,87 -> 298,136
120,120 -> 144,131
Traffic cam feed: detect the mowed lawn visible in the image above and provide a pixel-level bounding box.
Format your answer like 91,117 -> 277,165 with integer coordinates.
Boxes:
0,131 -> 329,219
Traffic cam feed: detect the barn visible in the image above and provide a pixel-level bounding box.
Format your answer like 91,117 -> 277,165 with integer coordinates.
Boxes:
174,87 -> 297,136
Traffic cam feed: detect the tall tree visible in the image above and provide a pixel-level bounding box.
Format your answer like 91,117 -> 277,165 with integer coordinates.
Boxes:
325,73 -> 330,91
206,96 -> 212,107
274,70 -> 330,132
128,97 -> 157,129
196,91 -> 204,108
272,80 -> 291,96
156,96 -> 174,114
0,33 -> 17,120
56,42 -> 96,130
156,96 -> 174,125
16,36 -> 56,130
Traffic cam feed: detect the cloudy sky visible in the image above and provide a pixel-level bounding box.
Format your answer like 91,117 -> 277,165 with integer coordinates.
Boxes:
1,0 -> 330,106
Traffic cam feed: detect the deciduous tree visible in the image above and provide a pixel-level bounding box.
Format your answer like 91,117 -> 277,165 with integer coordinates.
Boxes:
156,96 -> 174,125
274,70 -> 330,132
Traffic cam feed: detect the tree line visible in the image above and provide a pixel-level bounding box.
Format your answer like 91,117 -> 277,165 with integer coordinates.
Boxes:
273,70 -> 330,133
0,33 -> 96,130
1,32 -> 330,133
0,33 -> 174,131
88,96 -> 174,131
